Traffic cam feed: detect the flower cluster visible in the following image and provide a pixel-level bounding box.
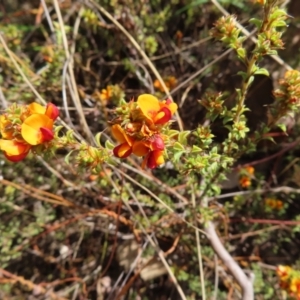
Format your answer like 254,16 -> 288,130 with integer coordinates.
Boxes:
274,70 -> 300,110
0,102 -> 59,162
93,84 -> 124,106
153,76 -> 177,93
100,85 -> 113,104
265,198 -> 284,210
268,70 -> 300,127
210,15 -> 245,58
239,166 -> 254,188
112,94 -> 177,169
277,265 -> 300,299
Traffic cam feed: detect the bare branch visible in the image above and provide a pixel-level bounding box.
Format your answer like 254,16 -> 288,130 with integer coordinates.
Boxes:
205,221 -> 254,300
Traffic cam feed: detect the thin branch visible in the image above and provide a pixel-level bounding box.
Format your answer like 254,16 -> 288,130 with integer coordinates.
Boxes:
205,221 -> 254,300
192,184 -> 206,299
0,85 -> 7,109
212,254 -> 219,300
208,185 -> 300,201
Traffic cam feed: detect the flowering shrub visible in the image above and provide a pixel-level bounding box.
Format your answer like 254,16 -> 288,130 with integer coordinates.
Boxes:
2,0 -> 300,299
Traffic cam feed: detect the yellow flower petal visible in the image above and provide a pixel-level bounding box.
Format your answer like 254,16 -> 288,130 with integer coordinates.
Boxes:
113,143 -> 132,158
111,124 -> 126,143
111,124 -> 133,146
0,115 -> 14,139
137,94 -> 160,122
168,102 -> 178,114
28,102 -> 46,115
0,139 -> 30,156
21,114 -> 53,145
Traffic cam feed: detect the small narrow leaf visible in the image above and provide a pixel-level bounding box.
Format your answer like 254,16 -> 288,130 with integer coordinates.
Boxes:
95,132 -> 102,147
254,68 -> 269,76
65,150 -> 75,164
105,140 -> 115,150
277,123 -> 287,133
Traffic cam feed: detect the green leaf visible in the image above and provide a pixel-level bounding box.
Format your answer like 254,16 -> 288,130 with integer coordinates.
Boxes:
95,132 -> 102,147
235,88 -> 242,98
178,130 -> 190,145
173,142 -> 185,151
270,9 -> 287,19
237,72 -> 247,81
277,123 -> 287,133
209,162 -> 218,173
167,129 -> 179,138
211,146 -> 218,154
66,129 -> 74,139
223,115 -> 233,124
54,125 -> 64,134
191,145 -> 202,153
65,150 -> 75,164
105,140 -> 115,150
173,151 -> 185,162
210,183 -> 221,196
236,47 -> 246,59
262,136 -> 276,144
249,18 -> 262,29
254,68 -> 269,76
273,20 -> 287,27
248,75 -> 254,85
267,50 -> 278,56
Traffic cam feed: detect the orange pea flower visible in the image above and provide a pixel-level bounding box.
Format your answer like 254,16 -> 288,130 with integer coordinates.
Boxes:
265,198 -> 284,210
21,102 -> 58,145
112,123 -> 166,168
134,135 -> 165,169
277,265 -> 292,281
153,76 -> 177,92
137,94 -> 177,125
277,265 -> 300,299
111,124 -> 134,158
290,277 -> 300,294
244,166 -> 254,175
143,150 -> 165,169
239,176 -> 251,188
0,140 -> 31,162
21,103 -> 58,146
100,86 -> 113,104
28,102 -> 59,121
21,114 -> 54,145
112,94 -> 175,169
0,102 -> 59,162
